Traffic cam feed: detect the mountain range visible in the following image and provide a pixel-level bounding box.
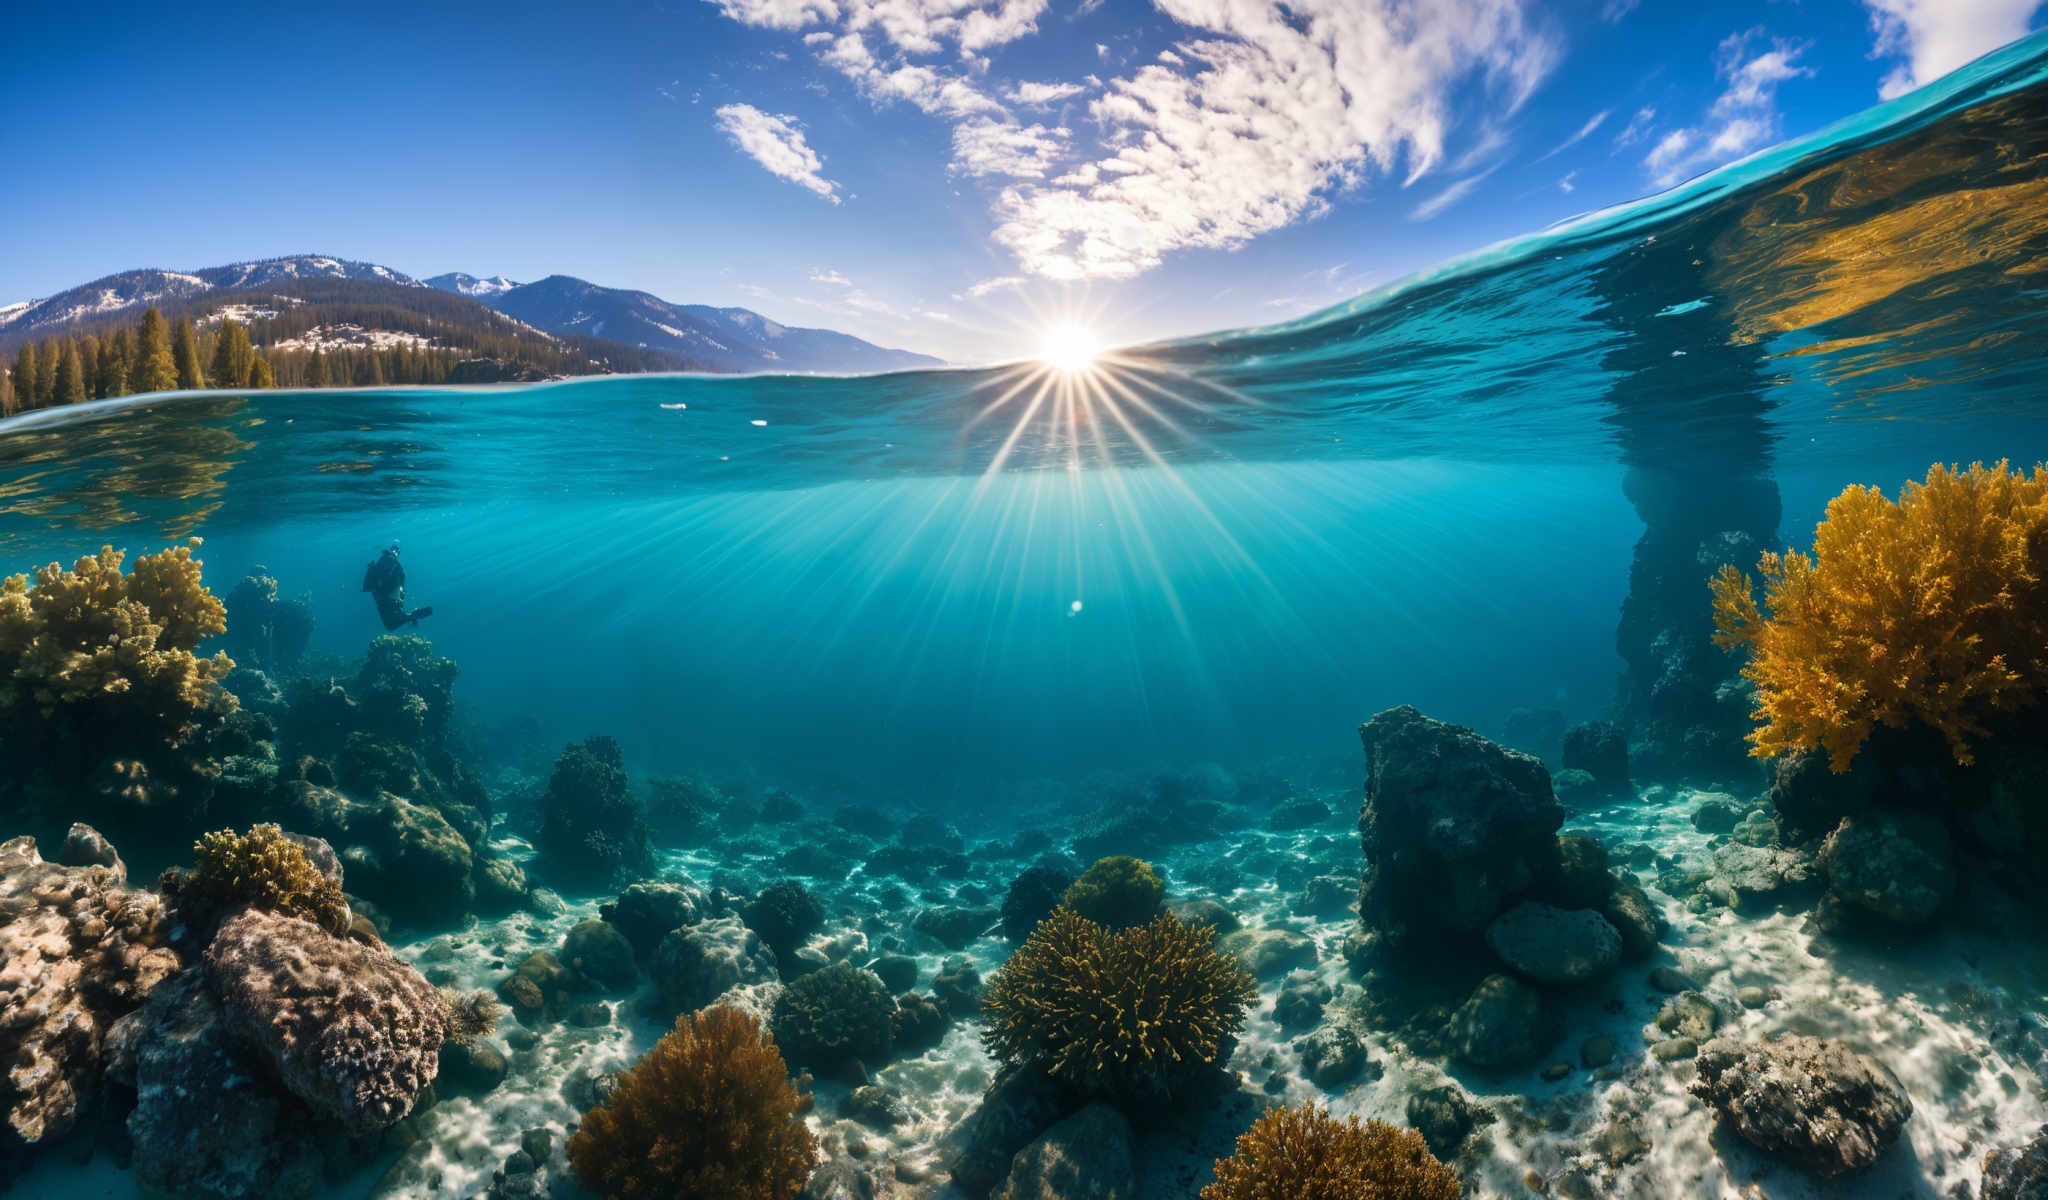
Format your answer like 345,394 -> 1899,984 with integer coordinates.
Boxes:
0,256 -> 942,375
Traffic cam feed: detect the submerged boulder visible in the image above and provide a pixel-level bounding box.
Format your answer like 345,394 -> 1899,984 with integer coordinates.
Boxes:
1818,809 -> 1955,926
1708,842 -> 1819,911
0,829 -> 180,1148
1484,902 -> 1622,985
652,914 -> 778,1013
1450,973 -> 1554,1070
1561,721 -> 1630,799
1690,1035 -> 1911,1179
1983,1125 -> 2048,1200
990,1103 -> 1136,1200
946,1064 -> 1077,1200
1357,706 -> 1563,947
203,907 -> 446,1135
599,881 -> 706,962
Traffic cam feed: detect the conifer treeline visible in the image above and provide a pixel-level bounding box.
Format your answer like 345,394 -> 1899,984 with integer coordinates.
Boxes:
0,289 -> 679,417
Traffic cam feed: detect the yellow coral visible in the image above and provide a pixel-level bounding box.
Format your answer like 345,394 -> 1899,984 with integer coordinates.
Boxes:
1711,461 -> 2048,771
1201,1104 -> 1462,1200
189,823 -> 351,932
0,538 -> 232,744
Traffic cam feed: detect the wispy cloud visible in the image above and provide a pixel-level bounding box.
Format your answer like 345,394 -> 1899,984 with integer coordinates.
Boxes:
1409,168 -> 1495,221
1643,30 -> 1811,187
1863,0 -> 2045,99
714,104 -> 842,202
810,267 -> 853,286
1009,80 -> 1085,106
957,274 -> 1028,299
1558,169 -> 1578,192
1534,108 -> 1608,162
1611,105 -> 1655,149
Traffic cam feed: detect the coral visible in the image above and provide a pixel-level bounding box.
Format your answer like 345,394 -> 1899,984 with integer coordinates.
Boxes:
566,1003 -> 817,1200
219,567 -> 313,675
1060,855 -> 1164,930
1692,1035 -> 1912,1178
0,538 -> 233,748
743,878 -> 825,961
203,906 -> 447,1135
0,829 -> 181,1147
982,908 -> 1256,1104
1711,461 -> 2048,771
536,734 -> 655,883
1201,1104 -> 1462,1200
183,822 -> 350,932
441,989 -> 502,1044
769,961 -> 896,1079
1002,861 -> 1078,943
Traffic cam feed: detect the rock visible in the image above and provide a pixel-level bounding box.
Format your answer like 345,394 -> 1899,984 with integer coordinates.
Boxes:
56,823 -> 125,877
933,958 -> 984,1018
1166,898 -> 1239,937
473,853 -> 530,914
1651,1037 -> 1698,1061
1769,747 -> 1873,845
1220,928 -> 1317,979
1709,842 -> 1819,910
1730,810 -> 1778,847
598,881 -> 705,962
1649,966 -> 1695,993
945,1064 -> 1077,1199
1451,974 -> 1555,1069
560,919 -> 638,991
1540,1062 -> 1572,1082
869,955 -> 919,993
1485,903 -> 1622,985
1655,991 -> 1721,1042
1602,877 -> 1665,961
1738,986 -> 1769,1009
990,1103 -> 1136,1200
914,906 -> 999,951
1406,1084 -> 1492,1158
652,914 -> 778,1013
203,907 -> 446,1135
1690,795 -> 1744,834
1298,1023 -> 1368,1089
1552,769 -> 1599,805
1266,798 -> 1333,831
0,831 -> 180,1146
1580,1036 -> 1614,1068
1549,836 -> 1611,909
566,1000 -> 611,1027
119,969 -> 324,1200
841,1084 -> 910,1129
1503,707 -> 1567,762
1001,863 -> 1078,944
281,781 -> 477,926
1983,1125 -> 2048,1200
1299,874 -> 1357,918
805,1160 -> 878,1200
1691,1035 -> 1912,1178
440,1039 -> 509,1094
891,992 -> 951,1055
1818,810 -> 1955,926
1562,721 -> 1630,798
1593,1113 -> 1651,1166
1358,706 -> 1564,946
496,951 -> 585,1025
1272,972 -> 1332,1031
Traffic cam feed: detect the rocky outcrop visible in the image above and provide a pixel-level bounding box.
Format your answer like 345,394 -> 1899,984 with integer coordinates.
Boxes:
203,907 -> 446,1134
1484,903 -> 1622,985
599,881 -> 706,962
1818,809 -> 1955,927
946,1064 -> 1078,1200
990,1103 -> 1136,1200
1357,706 -> 1563,947
1690,1035 -> 1911,1179
1983,1125 -> 2048,1200
0,828 -> 180,1147
652,914 -> 778,1013
1450,973 -> 1554,1070
1707,842 -> 1819,911
1562,721 -> 1631,799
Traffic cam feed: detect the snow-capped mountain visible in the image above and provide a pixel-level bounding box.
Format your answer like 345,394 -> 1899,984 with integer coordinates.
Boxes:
456,274 -> 944,374
424,272 -> 519,299
0,256 -> 421,339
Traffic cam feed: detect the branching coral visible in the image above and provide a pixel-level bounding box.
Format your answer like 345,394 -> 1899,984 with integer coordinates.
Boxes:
1201,1104 -> 1462,1200
1060,854 -> 1164,929
439,989 -> 502,1044
567,1003 -> 817,1200
185,822 -> 349,932
0,539 -> 233,747
769,961 -> 896,1079
1711,461 -> 2048,770
982,908 -> 1255,1104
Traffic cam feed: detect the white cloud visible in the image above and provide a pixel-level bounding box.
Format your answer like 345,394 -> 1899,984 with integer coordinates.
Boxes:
1533,108 -> 1607,162
1410,168 -> 1494,220
952,118 -> 1069,177
960,274 -> 1028,298
711,0 -> 839,30
1864,0 -> 2045,98
810,267 -> 854,285
1612,105 -> 1655,149
1558,169 -> 1577,192
1601,0 -> 1639,21
1643,30 -> 1810,187
1009,80 -> 1086,105
714,104 -> 843,202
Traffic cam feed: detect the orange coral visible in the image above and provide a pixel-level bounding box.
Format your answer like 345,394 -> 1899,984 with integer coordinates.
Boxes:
567,1004 -> 816,1200
1710,460 -> 2048,771
1201,1103 -> 1462,1200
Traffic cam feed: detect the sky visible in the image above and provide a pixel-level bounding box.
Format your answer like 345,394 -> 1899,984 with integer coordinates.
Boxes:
1,0 -> 2042,363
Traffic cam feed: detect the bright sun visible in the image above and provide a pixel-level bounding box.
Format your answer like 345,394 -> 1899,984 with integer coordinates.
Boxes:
1040,325 -> 1100,372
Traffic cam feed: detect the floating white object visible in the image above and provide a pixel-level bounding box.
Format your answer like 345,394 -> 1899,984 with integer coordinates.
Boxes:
1070,600 -> 1083,614
660,402 -> 687,410
751,419 -> 768,426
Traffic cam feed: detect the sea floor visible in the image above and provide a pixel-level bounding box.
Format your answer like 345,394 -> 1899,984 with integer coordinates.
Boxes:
16,776 -> 2047,1200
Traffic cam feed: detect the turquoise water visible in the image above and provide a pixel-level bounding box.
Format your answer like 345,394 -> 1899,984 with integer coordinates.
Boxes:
3,31 -> 2048,1200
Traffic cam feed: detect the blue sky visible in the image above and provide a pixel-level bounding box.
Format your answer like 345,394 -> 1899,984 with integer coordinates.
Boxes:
1,0 -> 2041,362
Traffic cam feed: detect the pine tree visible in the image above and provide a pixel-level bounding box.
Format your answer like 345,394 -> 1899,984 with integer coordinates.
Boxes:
96,333 -> 128,399
34,338 -> 57,404
53,340 -> 86,406
306,350 -> 329,387
249,355 -> 275,388
133,308 -> 177,393
0,361 -> 12,416
210,319 -> 252,388
76,335 -> 100,398
172,317 -> 205,389
11,343 -> 36,411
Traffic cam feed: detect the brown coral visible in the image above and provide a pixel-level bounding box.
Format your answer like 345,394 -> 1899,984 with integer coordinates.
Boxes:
1711,460 -> 2048,771
981,908 -> 1256,1103
567,1003 -> 817,1200
1201,1103 -> 1462,1200
0,538 -> 233,747
184,823 -> 350,933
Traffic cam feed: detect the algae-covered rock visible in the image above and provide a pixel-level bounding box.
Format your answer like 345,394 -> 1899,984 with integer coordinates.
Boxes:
1708,841 -> 1819,911
990,1103 -> 1136,1200
561,918 -> 638,991
1818,809 -> 1954,926
1450,973 -> 1554,1069
599,880 -> 706,962
1561,721 -> 1630,798
1219,927 -> 1317,980
1485,902 -> 1622,985
653,914 -> 778,1013
1691,1035 -> 1911,1179
1983,1125 -> 2048,1200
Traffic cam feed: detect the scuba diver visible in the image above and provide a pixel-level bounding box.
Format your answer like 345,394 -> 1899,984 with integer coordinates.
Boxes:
362,542 -> 433,631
